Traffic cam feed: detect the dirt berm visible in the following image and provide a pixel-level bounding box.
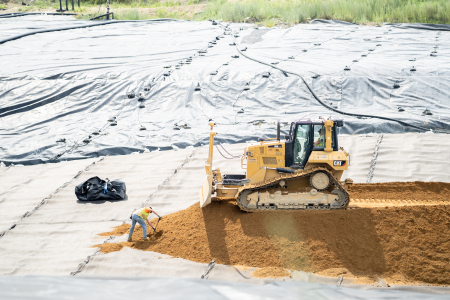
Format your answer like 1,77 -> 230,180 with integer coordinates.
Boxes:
349,182 -> 450,202
99,197 -> 450,285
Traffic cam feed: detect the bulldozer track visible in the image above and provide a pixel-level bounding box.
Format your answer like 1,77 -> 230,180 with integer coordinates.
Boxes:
234,166 -> 350,212
212,174 -> 450,210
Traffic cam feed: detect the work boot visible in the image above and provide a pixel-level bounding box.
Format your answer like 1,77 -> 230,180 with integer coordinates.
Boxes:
127,238 -> 132,242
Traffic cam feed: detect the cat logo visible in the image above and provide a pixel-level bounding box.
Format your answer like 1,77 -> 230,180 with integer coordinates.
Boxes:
333,160 -> 346,167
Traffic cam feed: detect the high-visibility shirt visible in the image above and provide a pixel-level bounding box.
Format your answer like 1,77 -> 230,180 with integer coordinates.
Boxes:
316,138 -> 324,147
134,207 -> 150,220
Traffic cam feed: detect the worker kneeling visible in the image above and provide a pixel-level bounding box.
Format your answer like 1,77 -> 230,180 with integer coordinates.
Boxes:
128,206 -> 161,242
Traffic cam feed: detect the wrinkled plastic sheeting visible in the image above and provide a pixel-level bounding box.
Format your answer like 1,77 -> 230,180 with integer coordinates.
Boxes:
0,276 -> 449,300
0,14 -> 90,39
1,18 -> 450,164
388,22 -> 450,31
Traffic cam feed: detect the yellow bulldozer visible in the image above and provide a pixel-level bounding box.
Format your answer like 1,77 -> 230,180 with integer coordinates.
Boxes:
199,118 -> 353,211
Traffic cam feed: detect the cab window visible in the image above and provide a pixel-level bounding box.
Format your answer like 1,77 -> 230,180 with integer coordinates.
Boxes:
293,125 -> 310,165
313,125 -> 335,149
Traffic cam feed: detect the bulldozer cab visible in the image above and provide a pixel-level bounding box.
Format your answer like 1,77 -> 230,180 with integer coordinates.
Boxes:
286,120 -> 340,169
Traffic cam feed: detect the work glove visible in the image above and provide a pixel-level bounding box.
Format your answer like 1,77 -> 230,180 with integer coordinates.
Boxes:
159,216 -> 162,220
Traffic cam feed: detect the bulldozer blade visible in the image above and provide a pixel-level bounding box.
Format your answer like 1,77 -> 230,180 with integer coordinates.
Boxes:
200,174 -> 213,208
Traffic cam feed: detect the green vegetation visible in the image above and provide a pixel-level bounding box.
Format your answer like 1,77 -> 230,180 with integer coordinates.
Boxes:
76,0 -> 185,7
17,6 -> 34,12
200,0 -> 450,25
74,7 -> 188,20
63,0 -> 196,20
0,4 -> 6,9
8,0 -> 450,24
111,7 -> 183,19
112,0 -> 183,8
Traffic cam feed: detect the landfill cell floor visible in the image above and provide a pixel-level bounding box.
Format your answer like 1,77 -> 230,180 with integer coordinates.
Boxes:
2,16 -> 450,297
99,199 -> 450,286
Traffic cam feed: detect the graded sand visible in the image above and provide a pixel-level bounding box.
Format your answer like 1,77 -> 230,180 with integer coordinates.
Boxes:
252,267 -> 292,279
98,195 -> 450,285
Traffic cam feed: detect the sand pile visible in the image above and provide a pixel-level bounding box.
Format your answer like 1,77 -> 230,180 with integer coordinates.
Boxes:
98,198 -> 450,285
98,225 -> 131,237
252,267 -> 292,279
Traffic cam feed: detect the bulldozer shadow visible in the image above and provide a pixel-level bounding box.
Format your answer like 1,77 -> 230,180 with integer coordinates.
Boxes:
250,208 -> 388,276
202,200 -> 387,277
201,200 -> 237,265
293,208 -> 388,277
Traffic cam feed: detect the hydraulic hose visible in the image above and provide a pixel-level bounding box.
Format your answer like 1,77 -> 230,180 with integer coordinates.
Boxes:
232,35 -> 448,134
0,18 -> 178,45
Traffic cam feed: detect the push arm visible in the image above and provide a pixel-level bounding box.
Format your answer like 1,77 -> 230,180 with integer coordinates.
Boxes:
323,119 -> 333,152
205,122 -> 216,175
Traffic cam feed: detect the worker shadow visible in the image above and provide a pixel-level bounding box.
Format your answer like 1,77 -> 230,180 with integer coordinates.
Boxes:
76,194 -> 128,204
132,231 -> 165,251
147,230 -> 164,239
131,218 -> 163,239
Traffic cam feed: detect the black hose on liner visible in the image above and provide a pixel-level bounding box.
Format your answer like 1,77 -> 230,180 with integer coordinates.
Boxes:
232,35 -> 448,134
0,19 -> 178,45
0,12 -> 77,18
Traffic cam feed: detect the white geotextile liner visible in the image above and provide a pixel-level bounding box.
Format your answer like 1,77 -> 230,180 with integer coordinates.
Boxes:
0,275 -> 449,300
0,148 -> 196,276
0,158 -> 96,231
0,221 -> 119,275
339,135 -> 378,183
0,144 -> 239,277
22,148 -> 195,224
2,134 -> 450,296
82,247 -> 270,284
1,19 -> 449,164
372,133 -> 450,183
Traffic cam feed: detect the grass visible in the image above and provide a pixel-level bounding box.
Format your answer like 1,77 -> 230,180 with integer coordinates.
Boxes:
8,0 -> 450,24
55,0 -> 201,20
73,0 -> 188,8
17,6 -> 35,12
199,0 -> 450,25
112,7 -> 183,20
73,6 -> 189,20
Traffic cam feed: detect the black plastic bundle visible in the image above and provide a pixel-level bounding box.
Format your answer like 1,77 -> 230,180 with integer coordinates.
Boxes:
75,176 -> 126,201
